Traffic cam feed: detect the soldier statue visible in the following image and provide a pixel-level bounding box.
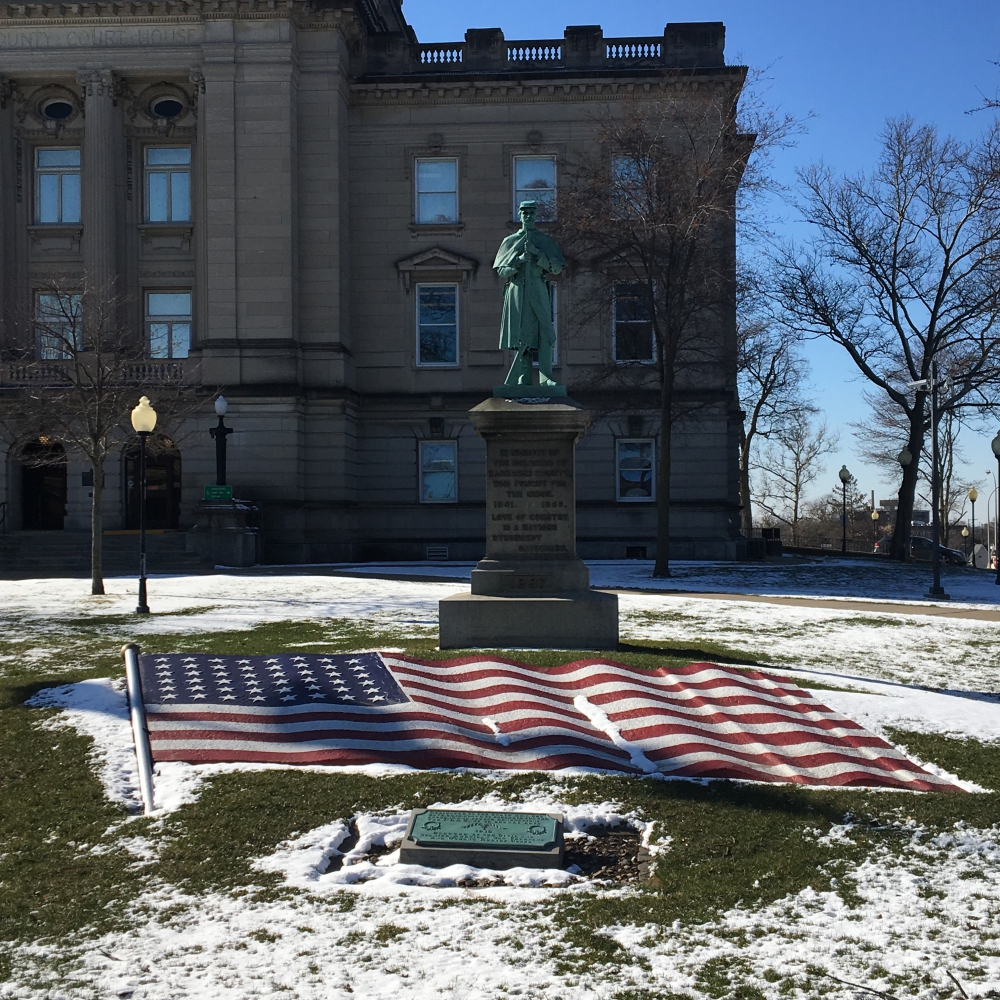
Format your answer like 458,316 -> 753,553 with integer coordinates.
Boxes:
493,200 -> 566,387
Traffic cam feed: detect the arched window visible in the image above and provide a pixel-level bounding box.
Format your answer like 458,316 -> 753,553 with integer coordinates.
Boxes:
19,438 -> 67,530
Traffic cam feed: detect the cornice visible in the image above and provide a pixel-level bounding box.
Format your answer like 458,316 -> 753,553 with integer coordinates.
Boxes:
0,0 -> 361,29
350,73 -> 745,108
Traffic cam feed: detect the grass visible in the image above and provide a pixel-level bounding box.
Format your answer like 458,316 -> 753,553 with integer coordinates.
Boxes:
2,609 -> 999,996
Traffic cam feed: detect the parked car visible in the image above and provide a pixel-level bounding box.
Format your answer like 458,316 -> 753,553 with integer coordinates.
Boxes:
875,535 -> 968,565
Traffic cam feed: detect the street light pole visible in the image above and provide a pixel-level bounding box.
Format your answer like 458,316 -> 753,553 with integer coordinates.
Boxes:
838,465 -> 851,554
871,509 -> 880,551
130,396 -> 158,614
209,395 -> 233,487
992,431 -> 1000,585
968,487 -> 978,567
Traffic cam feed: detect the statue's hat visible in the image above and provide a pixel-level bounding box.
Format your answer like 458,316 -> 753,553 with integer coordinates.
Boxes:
518,200 -> 539,211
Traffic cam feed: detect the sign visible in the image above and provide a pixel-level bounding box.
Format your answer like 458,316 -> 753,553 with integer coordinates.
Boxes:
410,809 -> 558,849
203,484 -> 233,501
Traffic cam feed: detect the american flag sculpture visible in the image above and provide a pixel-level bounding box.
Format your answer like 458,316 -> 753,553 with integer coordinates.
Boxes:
125,650 -> 957,796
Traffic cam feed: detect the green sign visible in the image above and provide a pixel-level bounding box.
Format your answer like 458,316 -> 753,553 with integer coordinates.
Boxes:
411,810 -> 557,849
203,484 -> 233,501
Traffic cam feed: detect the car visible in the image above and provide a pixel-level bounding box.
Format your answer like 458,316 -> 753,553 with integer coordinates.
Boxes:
875,535 -> 968,565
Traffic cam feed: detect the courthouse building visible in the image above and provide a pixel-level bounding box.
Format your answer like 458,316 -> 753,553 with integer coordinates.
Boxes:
0,0 -> 746,564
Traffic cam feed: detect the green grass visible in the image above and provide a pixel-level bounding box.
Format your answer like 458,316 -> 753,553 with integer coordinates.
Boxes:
3,613 -> 1000,994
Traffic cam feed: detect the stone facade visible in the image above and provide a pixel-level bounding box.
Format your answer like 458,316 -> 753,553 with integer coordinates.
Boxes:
0,0 -> 745,563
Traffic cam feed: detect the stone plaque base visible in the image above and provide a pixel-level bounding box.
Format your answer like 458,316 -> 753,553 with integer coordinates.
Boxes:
493,384 -> 567,398
439,590 -> 619,649
185,500 -> 260,568
398,808 -> 565,870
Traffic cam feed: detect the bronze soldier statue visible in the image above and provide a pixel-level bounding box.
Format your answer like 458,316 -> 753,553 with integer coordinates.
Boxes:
493,200 -> 566,387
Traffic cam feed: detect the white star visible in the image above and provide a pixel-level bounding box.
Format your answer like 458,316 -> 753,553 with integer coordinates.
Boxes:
281,695 -> 296,703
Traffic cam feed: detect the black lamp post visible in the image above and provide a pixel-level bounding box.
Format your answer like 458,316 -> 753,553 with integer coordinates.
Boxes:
130,396 -> 157,614
992,431 -> 1000,585
968,486 -> 978,566
838,464 -> 851,554
209,395 -> 233,487
871,508 -> 880,551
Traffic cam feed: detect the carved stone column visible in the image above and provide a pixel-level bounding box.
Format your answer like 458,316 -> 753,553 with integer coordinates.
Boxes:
76,69 -> 118,302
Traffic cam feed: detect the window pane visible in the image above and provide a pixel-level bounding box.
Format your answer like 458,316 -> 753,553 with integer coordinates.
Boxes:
421,442 -> 457,502
618,441 -> 654,499
61,173 -> 80,223
515,157 -> 555,192
418,286 -> 456,325
419,328 -> 457,365
37,173 -> 60,223
149,323 -> 170,358
616,326 -> 654,362
615,284 -> 651,321
147,146 -> 190,165
148,172 -> 168,222
171,322 -> 191,359
148,292 -> 191,317
37,148 -> 80,167
417,191 -> 457,224
170,171 -> 190,221
416,159 -> 456,193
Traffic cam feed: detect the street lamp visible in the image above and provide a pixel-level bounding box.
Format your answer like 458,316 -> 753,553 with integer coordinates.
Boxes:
130,395 -> 157,615
871,508 -> 880,551
962,525 -> 970,557
838,465 -> 851,554
992,430 -> 1000,585
907,366 -> 948,599
209,395 -> 233,487
968,487 -> 978,567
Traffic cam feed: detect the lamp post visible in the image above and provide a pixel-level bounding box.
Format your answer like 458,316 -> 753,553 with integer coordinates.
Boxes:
968,486 -> 978,566
130,396 -> 157,614
897,447 -> 912,559
838,465 -> 851,554
962,525 -> 970,557
992,430 -> 1000,585
209,395 -> 233,487
871,509 -> 880,551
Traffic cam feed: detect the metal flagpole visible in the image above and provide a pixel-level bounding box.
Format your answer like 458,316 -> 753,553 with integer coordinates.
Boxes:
122,642 -> 156,814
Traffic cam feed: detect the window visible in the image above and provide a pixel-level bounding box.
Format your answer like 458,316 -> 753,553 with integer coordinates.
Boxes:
35,148 -> 80,224
146,291 -> 191,359
617,440 -> 655,501
513,156 -> 556,220
419,440 -> 457,503
415,159 -> 458,224
146,147 -> 191,222
416,284 -> 458,366
35,292 -> 82,359
613,282 -> 654,362
612,155 -> 646,217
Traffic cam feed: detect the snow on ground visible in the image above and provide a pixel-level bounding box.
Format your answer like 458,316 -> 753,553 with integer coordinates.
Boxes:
4,803 -> 998,1000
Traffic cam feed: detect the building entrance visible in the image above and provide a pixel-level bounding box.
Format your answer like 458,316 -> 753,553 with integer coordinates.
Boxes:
20,440 -> 67,530
125,440 -> 182,530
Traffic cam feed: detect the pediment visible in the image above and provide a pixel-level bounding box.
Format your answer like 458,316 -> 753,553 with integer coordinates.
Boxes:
395,247 -> 478,290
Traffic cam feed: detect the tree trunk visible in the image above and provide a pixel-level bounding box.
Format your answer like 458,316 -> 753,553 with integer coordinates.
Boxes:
653,379 -> 673,577
90,462 -> 105,595
889,415 -> 924,562
738,425 -> 753,537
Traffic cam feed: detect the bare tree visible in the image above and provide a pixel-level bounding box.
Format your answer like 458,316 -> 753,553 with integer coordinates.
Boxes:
736,269 -> 807,536
753,411 -> 837,545
556,79 -> 802,576
0,275 -> 204,595
773,117 -> 1000,560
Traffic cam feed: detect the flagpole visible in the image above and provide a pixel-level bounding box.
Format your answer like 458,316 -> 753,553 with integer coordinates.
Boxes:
122,643 -> 156,815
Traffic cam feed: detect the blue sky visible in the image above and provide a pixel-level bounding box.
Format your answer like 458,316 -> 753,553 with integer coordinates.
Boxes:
405,1 -> 1000,517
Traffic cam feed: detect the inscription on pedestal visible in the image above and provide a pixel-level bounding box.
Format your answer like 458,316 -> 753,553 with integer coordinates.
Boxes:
487,443 -> 575,558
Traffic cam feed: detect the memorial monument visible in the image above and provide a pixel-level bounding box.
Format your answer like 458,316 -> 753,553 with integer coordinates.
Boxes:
438,203 -> 619,649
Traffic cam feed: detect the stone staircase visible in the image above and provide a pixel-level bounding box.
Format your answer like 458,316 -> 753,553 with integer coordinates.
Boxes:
0,530 -> 216,578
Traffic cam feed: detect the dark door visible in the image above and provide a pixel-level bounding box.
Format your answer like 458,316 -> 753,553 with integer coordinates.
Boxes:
20,442 -> 67,530
125,448 -> 181,530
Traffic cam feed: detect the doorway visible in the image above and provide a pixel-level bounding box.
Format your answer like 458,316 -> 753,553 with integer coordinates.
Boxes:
20,440 -> 67,530
124,439 -> 181,530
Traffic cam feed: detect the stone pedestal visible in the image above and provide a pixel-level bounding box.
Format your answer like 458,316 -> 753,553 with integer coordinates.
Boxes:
438,397 -> 618,649
185,500 -> 261,567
